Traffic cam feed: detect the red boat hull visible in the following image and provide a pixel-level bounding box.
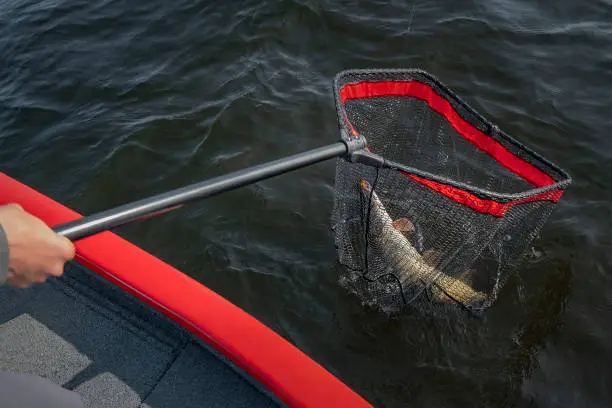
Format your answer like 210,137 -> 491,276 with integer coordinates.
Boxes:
0,172 -> 372,408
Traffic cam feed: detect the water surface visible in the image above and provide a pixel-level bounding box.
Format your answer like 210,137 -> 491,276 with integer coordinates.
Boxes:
1,1 -> 610,406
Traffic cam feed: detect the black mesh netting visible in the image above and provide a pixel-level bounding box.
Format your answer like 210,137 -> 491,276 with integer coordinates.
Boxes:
330,69 -> 571,315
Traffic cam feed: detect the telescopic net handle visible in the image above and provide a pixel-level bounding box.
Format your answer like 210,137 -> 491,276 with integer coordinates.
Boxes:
53,137 -> 366,241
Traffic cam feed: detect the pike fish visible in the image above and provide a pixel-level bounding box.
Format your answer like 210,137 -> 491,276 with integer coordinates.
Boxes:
359,179 -> 487,306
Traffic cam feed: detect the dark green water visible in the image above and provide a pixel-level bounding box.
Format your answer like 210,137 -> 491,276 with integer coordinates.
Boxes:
1,1 -> 611,407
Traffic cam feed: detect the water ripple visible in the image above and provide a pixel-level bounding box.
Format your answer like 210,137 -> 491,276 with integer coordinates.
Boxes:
1,0 -> 611,406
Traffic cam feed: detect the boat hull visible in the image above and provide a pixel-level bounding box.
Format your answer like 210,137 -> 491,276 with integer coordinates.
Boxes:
0,172 -> 372,408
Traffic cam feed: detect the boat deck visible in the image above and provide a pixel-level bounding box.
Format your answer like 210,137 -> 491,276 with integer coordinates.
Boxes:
0,261 -> 281,408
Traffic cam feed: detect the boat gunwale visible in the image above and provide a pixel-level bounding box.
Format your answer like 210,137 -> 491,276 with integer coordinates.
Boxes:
0,172 -> 372,408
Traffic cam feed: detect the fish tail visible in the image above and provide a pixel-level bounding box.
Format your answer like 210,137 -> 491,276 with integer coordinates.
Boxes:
430,275 -> 487,307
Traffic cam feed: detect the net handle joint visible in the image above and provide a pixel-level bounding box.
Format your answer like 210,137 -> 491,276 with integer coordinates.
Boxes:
342,131 -> 367,156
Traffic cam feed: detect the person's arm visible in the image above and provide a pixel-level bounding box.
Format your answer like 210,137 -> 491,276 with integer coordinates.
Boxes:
0,204 -> 75,288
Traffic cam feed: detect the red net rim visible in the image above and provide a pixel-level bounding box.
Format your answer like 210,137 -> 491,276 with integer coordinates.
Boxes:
338,78 -> 566,217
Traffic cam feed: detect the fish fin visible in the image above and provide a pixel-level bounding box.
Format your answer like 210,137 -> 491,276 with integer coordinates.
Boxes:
422,250 -> 443,267
434,272 -> 488,306
392,218 -> 414,233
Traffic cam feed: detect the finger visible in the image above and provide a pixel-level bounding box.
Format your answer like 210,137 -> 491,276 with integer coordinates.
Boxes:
54,234 -> 76,261
10,280 -> 31,289
8,203 -> 23,212
34,272 -> 49,284
48,263 -> 65,278
7,270 -> 32,289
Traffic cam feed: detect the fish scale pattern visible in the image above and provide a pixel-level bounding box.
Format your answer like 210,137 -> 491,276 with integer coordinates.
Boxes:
330,69 -> 571,315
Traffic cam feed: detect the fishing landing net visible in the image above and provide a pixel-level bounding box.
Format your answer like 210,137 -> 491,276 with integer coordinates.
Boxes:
330,69 -> 571,315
